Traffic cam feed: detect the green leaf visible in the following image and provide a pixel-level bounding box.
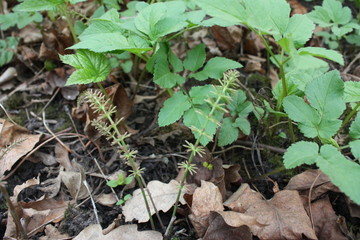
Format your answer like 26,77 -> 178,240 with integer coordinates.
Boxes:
228,90 -> 252,117
134,2 -> 187,42
350,140 -> 360,159
158,92 -> 191,126
284,14 -> 315,47
283,95 -> 320,138
344,81 -> 360,103
168,49 -> 183,73
195,0 -> 245,25
183,43 -> 206,72
183,105 -> 223,146
0,37 -> 19,67
317,118 -> 342,139
350,114 -> 360,139
283,141 -> 319,169
153,58 -> 185,88
305,70 -> 345,119
316,144 -> 360,204
190,57 -> 242,81
218,117 -> 239,146
107,180 -> 120,188
0,12 -> 42,30
233,117 -> 251,135
298,47 -> 344,65
60,50 -> 111,85
14,0 -> 64,11
189,85 -> 216,105
322,0 -> 352,25
124,176 -> 134,185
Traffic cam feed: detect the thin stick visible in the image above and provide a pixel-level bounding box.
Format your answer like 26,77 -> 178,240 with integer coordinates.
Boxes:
308,173 -> 322,230
83,180 -> 100,225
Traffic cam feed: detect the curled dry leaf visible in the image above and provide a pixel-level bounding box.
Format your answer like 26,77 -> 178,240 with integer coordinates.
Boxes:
0,119 -> 42,176
73,224 -> 162,240
203,212 -> 253,240
189,181 -> 224,237
302,196 -> 347,240
224,184 -> 317,240
285,169 -> 339,201
223,164 -> 241,189
122,180 -> 186,223
95,193 -> 117,207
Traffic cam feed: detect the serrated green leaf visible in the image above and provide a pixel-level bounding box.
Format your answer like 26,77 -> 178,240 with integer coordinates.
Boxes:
0,37 -> 19,67
218,117 -> 239,146
183,105 -> 223,146
60,50 -> 110,85
322,0 -> 352,25
350,140 -> 360,159
298,47 -> 344,65
305,70 -> 345,119
158,92 -> 191,126
350,114 -> 360,139
196,0 -> 245,25
283,95 -> 320,138
168,49 -> 183,73
283,141 -> 319,169
0,12 -> 42,30
189,85 -> 216,105
190,57 -> 242,81
228,90 -> 252,117
153,58 -> 185,88
284,14 -> 315,47
317,118 -> 342,139
233,118 -> 251,135
183,44 -> 206,72
344,81 -> 360,103
316,144 -> 360,204
185,10 -> 206,25
14,0 -> 64,11
134,2 -> 187,42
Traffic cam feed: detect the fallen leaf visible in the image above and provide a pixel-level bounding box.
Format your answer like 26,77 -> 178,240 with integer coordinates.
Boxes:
189,181 -> 224,237
55,143 -> 73,171
59,169 -> 89,200
285,169 -> 339,200
203,212 -> 252,240
303,196 -> 347,240
95,193 -> 117,207
39,224 -> 70,240
224,184 -> 317,240
122,180 -> 186,223
345,197 -> 360,219
0,119 -> 42,176
288,0 -> 308,15
73,224 -> 162,240
223,164 -> 241,189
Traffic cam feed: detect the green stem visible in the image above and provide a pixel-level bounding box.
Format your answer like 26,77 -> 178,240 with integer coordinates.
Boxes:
339,102 -> 360,132
60,3 -> 78,43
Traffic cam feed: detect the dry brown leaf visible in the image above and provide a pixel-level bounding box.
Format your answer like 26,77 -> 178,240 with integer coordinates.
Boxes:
224,184 -> 317,240
345,197 -> 360,219
285,169 -> 339,200
288,0 -> 308,15
189,181 -> 224,237
95,193 -> 117,207
74,224 -> 162,240
0,119 -> 42,176
215,211 -> 261,228
203,212 -> 252,240
60,169 -> 89,200
303,196 -> 347,240
223,164 -> 241,189
55,143 -> 73,171
122,180 -> 185,223
39,224 -> 70,240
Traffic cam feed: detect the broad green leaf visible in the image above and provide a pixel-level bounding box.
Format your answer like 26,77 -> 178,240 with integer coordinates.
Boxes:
284,14 -> 315,47
168,49 -> 183,73
233,117 -> 251,135
317,118 -> 342,139
0,12 -> 42,30
154,58 -> 185,88
350,140 -> 360,159
228,90 -> 252,117
308,6 -> 332,27
322,0 -> 352,25
298,47 -> 344,65
69,0 -> 86,3
183,105 -> 223,146
185,10 -> 206,25
189,85 -> 216,105
283,141 -> 319,169
344,81 -> 360,103
196,0 -> 245,25
14,0 -> 64,11
305,70 -> 345,119
350,114 -> 360,139
0,37 -> 19,67
158,92 -> 191,126
134,2 -> 188,42
183,44 -> 206,72
60,50 -> 111,85
107,180 -> 120,188
218,117 -> 239,146
190,57 -> 242,81
283,95 -> 320,138
316,144 -> 360,204
286,67 -> 328,92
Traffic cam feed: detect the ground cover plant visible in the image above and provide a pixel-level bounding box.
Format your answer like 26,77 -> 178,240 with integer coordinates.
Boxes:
0,0 -> 360,239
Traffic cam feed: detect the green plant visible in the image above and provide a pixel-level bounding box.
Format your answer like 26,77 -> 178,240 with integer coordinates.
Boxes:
106,172 -> 134,205
0,11 -> 42,30
0,37 -> 19,67
308,0 -> 360,49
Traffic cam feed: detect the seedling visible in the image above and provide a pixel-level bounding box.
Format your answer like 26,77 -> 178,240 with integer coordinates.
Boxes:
107,172 -> 134,188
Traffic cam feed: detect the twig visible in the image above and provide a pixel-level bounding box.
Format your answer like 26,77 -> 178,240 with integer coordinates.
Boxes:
83,180 -> 100,225
308,172 -> 322,230
343,52 -> 360,74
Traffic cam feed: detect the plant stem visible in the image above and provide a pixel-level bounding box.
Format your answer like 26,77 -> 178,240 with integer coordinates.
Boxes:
339,102 -> 360,132
60,3 -> 78,44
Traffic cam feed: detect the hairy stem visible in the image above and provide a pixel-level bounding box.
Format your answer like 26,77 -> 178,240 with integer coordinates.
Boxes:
339,102 -> 360,133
